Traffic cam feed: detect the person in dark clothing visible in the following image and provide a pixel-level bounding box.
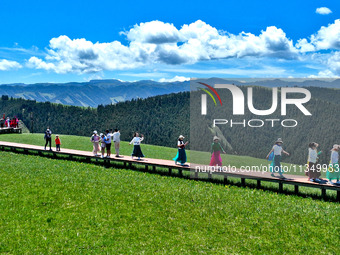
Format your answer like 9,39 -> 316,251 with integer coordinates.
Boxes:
44,127 -> 52,150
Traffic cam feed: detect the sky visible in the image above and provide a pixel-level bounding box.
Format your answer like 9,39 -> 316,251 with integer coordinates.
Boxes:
0,0 -> 339,84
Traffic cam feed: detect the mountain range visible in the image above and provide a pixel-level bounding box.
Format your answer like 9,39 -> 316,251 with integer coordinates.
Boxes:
0,78 -> 339,107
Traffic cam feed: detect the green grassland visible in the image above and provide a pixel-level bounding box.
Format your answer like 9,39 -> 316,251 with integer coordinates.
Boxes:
0,133 -> 306,175
0,151 -> 339,254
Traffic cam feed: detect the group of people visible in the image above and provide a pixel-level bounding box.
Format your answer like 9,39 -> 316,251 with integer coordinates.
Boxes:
42,127 -> 339,185
0,115 -> 19,128
265,138 -> 340,184
90,129 -> 121,158
306,142 -> 340,184
208,136 -> 340,185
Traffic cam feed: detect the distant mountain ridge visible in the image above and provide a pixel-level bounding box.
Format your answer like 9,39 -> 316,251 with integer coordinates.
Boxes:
0,79 -> 190,107
0,78 -> 339,107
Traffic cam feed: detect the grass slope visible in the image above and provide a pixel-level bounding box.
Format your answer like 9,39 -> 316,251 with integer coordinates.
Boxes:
0,151 -> 339,254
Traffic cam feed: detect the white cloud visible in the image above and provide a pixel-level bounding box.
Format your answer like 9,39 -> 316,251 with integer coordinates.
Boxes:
159,76 -> 190,82
297,19 -> 340,51
0,59 -> 22,71
317,51 -> 340,77
26,20 -> 300,74
316,7 -> 332,15
123,21 -> 182,44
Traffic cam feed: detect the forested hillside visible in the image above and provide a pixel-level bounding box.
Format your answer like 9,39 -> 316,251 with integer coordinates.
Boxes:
0,86 -> 338,165
0,93 -> 190,148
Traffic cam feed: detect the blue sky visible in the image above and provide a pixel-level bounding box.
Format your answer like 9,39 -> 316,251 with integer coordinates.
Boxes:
0,0 -> 339,83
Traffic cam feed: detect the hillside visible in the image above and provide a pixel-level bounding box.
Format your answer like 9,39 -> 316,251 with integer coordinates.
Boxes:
1,151 -> 339,253
0,79 -> 190,107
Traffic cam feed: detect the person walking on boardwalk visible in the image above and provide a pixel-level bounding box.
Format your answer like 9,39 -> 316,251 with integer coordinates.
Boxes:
266,138 -> 290,178
209,136 -> 226,167
55,135 -> 61,152
129,132 -> 144,160
173,135 -> 188,166
105,129 -> 113,158
327,144 -> 340,184
44,127 -> 52,151
100,133 -> 107,158
306,142 -> 322,182
90,130 -> 100,156
113,129 -> 121,157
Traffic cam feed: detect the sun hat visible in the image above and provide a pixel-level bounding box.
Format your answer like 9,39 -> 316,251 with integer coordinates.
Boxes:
213,136 -> 220,141
332,144 -> 339,150
276,138 -> 283,144
93,130 -> 97,134
179,135 -> 185,139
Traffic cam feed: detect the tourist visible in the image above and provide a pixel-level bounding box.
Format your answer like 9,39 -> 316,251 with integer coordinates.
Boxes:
266,138 -> 290,178
113,129 -> 121,157
306,142 -> 321,182
173,135 -> 188,166
55,135 -> 61,152
5,117 -> 10,128
105,129 -> 113,158
90,130 -> 100,156
129,132 -> 144,160
209,136 -> 226,167
44,127 -> 52,151
327,145 -> 340,184
100,133 -> 107,158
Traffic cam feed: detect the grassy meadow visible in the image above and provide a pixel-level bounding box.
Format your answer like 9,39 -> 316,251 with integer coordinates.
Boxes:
0,151 -> 339,254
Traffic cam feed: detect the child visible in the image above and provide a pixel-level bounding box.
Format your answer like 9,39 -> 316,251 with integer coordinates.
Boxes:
129,132 -> 144,160
306,142 -> 321,182
209,136 -> 226,167
173,135 -> 188,166
266,138 -> 290,178
100,133 -> 107,158
55,135 -> 61,152
327,144 -> 340,184
90,130 -> 100,156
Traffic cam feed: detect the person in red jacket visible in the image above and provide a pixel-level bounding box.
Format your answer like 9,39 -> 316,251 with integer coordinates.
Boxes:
55,135 -> 61,151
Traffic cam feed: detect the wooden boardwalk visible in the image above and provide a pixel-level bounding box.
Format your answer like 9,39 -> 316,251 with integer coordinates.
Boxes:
0,141 -> 339,201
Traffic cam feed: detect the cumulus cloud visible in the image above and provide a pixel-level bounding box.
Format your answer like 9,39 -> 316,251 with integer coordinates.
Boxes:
159,76 -> 190,82
0,59 -> 22,71
317,51 -> 340,77
316,7 -> 332,15
297,19 -> 340,52
27,20 -> 300,74
123,20 -> 182,44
